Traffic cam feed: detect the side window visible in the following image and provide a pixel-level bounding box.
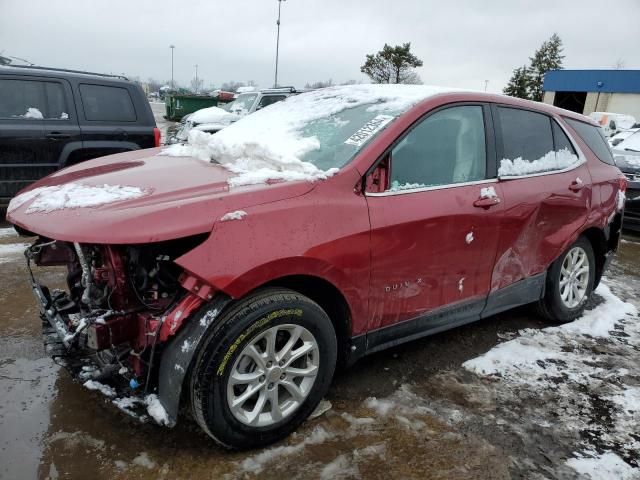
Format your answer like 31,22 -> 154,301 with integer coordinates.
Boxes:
257,94 -> 286,109
389,105 -> 487,191
44,82 -> 69,119
552,121 -> 577,155
564,117 -> 615,166
79,84 -> 136,121
0,79 -> 47,119
498,107 -> 553,161
497,107 -> 582,176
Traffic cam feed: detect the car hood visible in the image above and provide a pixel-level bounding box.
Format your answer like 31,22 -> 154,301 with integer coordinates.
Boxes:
7,148 -> 315,244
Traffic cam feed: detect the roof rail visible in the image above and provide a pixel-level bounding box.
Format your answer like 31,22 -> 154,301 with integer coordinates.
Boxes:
261,86 -> 297,94
1,64 -> 128,80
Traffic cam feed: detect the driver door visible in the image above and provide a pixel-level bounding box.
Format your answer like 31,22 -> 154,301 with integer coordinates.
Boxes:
365,104 -> 503,347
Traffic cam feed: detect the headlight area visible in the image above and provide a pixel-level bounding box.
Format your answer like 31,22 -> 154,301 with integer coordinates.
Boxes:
25,234 -> 210,420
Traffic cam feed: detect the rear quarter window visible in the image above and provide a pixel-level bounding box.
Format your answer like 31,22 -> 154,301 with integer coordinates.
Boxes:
564,118 -> 615,165
79,84 -> 136,122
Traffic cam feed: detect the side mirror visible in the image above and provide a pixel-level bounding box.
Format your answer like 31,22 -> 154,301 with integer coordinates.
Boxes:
364,156 -> 390,193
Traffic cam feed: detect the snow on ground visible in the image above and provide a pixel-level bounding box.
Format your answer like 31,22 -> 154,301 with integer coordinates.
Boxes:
464,281 -> 640,475
0,243 -> 30,264
8,183 -> 148,214
566,452 -> 638,480
145,394 -> 169,426
161,84 -> 460,187
83,380 -> 116,398
0,228 -> 17,239
498,148 -> 580,176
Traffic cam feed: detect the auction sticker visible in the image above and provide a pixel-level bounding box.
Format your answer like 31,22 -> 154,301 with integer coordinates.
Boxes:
344,114 -> 394,147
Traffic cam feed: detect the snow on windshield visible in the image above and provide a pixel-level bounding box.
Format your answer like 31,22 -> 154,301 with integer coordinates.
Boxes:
498,148 -> 580,177
8,183 -> 148,214
161,84 -> 459,187
617,130 -> 640,153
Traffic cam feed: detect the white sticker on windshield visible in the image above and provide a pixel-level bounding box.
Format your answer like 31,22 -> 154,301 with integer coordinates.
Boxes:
344,114 -> 394,147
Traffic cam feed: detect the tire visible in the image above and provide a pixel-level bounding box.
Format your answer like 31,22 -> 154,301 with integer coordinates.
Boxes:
189,287 -> 337,449
537,235 -> 596,323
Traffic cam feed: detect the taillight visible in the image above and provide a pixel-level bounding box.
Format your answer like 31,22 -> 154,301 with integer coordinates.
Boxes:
153,127 -> 161,147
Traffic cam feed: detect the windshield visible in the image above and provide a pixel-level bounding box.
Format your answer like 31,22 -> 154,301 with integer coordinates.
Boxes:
226,93 -> 257,114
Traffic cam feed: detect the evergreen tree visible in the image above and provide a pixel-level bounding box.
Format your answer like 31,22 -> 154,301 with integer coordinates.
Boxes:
528,33 -> 564,101
360,43 -> 423,84
503,66 -> 530,99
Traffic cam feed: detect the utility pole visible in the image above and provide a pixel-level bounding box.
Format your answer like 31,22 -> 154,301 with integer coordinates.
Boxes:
274,0 -> 286,88
194,64 -> 199,94
169,45 -> 175,89
484,79 -> 489,92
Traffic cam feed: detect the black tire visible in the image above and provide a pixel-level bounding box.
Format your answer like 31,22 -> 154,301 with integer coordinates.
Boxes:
537,235 -> 596,323
189,287 -> 337,449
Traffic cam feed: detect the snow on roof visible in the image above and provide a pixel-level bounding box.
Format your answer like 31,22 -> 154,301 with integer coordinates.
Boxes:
160,84 -> 460,186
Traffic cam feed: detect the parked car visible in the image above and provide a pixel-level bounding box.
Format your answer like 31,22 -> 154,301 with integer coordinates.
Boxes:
167,105 -> 239,144
609,127 -> 640,148
224,86 -> 297,116
588,111 -> 637,138
7,85 -> 625,449
612,130 -> 640,230
0,65 -> 160,207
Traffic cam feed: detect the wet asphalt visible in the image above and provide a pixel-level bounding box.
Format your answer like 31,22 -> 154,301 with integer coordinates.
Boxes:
0,104 -> 638,479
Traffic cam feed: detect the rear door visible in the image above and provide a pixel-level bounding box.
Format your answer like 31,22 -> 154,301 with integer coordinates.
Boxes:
0,76 -> 48,202
490,106 -> 592,293
40,78 -> 82,167
366,103 -> 504,343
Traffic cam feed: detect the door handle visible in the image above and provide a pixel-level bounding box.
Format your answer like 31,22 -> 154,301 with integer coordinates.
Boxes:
473,196 -> 501,209
46,132 -> 71,140
569,178 -> 584,192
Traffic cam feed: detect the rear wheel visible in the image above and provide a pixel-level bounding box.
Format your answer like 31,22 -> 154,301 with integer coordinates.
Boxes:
189,288 -> 337,449
537,236 -> 595,323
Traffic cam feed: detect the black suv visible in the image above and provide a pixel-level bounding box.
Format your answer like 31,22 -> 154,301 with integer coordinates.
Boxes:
0,66 -> 159,207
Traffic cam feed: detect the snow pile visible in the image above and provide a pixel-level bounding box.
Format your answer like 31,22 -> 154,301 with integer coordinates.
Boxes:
566,452 -> 638,480
83,380 -> 116,397
131,452 -> 156,469
22,107 -> 43,119
0,228 -> 17,239
8,183 -> 148,214
145,394 -> 169,425
480,186 -> 497,198
161,84 -> 459,187
220,210 -> 247,222
498,148 -> 580,177
464,281 -> 640,473
320,454 -> 359,480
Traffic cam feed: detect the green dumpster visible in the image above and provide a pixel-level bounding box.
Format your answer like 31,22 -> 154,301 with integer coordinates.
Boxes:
164,94 -> 233,121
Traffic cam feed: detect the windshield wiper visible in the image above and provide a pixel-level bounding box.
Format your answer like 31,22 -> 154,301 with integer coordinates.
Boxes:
624,148 -> 640,152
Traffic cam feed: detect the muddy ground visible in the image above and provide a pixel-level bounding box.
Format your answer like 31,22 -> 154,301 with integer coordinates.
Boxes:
1,225 -> 639,480
1,104 -> 638,479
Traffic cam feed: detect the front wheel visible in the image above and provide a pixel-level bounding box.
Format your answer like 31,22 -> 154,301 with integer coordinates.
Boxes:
189,288 -> 337,449
537,236 -> 596,323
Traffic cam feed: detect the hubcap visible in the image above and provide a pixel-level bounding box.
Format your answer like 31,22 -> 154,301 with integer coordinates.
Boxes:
559,246 -> 590,308
226,324 -> 320,427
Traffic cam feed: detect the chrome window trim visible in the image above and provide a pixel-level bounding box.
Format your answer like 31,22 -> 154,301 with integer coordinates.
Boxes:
366,178 -> 498,197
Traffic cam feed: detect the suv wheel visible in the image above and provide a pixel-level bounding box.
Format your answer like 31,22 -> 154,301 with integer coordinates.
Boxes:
537,236 -> 595,323
189,288 -> 337,449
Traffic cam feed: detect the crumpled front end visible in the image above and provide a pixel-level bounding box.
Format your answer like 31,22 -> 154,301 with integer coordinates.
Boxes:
25,234 -> 220,425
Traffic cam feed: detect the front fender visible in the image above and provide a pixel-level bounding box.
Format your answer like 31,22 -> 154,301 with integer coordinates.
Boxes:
157,294 -> 231,427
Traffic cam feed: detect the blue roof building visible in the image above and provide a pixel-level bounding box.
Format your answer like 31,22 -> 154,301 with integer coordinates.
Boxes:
542,69 -> 640,119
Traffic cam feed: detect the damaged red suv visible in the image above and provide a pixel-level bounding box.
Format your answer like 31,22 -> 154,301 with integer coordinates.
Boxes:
7,85 -> 625,449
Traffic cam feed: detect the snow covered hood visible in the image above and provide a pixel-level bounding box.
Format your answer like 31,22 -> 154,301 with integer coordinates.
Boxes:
7,148 -> 315,244
187,106 -> 239,126
161,84 -> 461,186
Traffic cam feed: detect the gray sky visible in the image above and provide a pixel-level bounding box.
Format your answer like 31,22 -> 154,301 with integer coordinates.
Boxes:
1,0 -> 638,92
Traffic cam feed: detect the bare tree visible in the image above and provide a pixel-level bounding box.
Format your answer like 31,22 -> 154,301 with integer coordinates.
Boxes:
613,58 -> 626,70
221,81 -> 246,92
190,77 -> 204,93
304,79 -> 334,89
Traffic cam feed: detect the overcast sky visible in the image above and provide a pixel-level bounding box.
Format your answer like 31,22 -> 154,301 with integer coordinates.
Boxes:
1,0 -> 638,92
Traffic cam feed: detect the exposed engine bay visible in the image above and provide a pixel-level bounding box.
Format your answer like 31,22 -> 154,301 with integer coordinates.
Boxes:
25,235 -> 209,420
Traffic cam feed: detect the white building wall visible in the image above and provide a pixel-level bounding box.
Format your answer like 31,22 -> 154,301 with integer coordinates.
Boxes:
605,93 -> 640,120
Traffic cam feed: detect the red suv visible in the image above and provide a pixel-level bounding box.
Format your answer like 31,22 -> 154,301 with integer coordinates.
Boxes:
7,85 -> 625,449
